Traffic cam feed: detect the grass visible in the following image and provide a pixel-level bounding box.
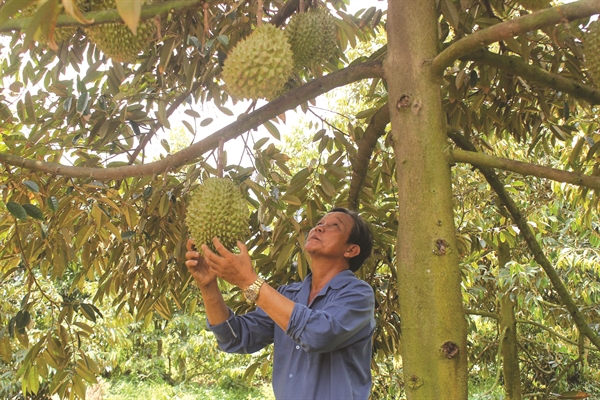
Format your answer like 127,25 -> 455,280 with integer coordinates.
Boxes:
88,377 -> 275,400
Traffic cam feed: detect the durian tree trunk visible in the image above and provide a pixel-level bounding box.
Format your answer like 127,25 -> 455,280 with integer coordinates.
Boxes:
498,242 -> 522,400
385,1 -> 468,398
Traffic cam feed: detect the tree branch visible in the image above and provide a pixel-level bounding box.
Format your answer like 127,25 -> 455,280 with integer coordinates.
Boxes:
0,0 -> 203,32
450,131 -> 600,351
463,49 -> 600,105
432,0 -> 600,75
270,0 -> 314,27
348,103 -> 390,210
465,310 -> 598,349
0,61 -> 384,180
450,148 -> 600,191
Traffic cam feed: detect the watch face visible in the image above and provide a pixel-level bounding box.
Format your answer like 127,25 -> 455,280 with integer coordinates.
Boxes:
244,288 -> 257,302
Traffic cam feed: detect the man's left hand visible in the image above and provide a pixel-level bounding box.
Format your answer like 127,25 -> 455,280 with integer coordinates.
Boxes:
201,238 -> 258,289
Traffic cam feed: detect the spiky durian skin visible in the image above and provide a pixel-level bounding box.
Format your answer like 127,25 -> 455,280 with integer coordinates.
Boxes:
515,0 -> 551,11
185,178 -> 249,254
584,20 -> 600,86
22,6 -> 77,45
221,24 -> 294,101
285,8 -> 337,70
83,0 -> 156,63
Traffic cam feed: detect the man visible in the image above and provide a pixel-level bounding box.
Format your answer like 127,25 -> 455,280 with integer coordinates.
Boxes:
185,207 -> 375,399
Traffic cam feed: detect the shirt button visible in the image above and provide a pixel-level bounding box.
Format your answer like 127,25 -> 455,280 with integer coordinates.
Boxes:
295,345 -> 300,350
289,374 -> 293,378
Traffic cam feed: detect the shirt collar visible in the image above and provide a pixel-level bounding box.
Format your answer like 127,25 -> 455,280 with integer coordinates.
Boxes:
302,269 -> 355,290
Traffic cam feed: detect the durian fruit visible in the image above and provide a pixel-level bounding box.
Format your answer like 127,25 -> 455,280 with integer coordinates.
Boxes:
185,177 -> 249,254
515,0 -> 551,11
83,0 -> 156,63
285,7 -> 337,70
584,20 -> 600,86
221,24 -> 294,101
22,6 -> 77,46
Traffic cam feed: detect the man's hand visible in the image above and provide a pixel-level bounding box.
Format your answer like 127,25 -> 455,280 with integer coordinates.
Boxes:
185,239 -> 217,288
202,238 -> 257,289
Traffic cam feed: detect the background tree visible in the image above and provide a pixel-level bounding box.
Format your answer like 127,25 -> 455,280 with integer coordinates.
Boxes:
0,0 -> 600,399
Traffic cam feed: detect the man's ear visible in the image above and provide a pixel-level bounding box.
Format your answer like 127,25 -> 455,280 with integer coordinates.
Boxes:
344,244 -> 360,259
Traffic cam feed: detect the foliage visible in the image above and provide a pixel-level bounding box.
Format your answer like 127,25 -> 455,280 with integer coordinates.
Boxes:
1,0 -> 600,398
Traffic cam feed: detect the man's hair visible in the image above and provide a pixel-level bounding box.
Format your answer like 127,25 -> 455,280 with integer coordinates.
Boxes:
328,207 -> 373,272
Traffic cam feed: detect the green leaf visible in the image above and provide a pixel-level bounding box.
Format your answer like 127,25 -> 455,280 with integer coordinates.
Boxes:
22,204 -> 44,220
0,0 -> 36,27
200,118 -> 213,126
157,100 -> 170,129
185,109 -> 201,118
80,303 -> 97,323
15,310 -> 31,331
62,0 -> 94,24
46,196 -> 58,212
23,180 -> 39,193
76,91 -> 90,114
280,193 -> 302,206
160,139 -> 171,153
217,105 -> 233,116
6,202 -> 28,220
115,0 -> 142,33
263,121 -> 280,140
182,120 -> 195,135
217,35 -> 229,46
254,137 -> 269,149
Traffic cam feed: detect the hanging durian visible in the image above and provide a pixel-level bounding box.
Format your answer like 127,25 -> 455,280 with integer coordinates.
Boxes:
185,177 -> 249,254
285,7 -> 337,70
584,20 -> 600,85
83,0 -> 156,63
221,24 -> 294,101
21,5 -> 78,46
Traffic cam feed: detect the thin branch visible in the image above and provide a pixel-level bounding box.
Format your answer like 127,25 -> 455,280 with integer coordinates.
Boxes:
463,49 -> 600,105
481,327 -> 508,397
544,356 -> 582,397
465,308 -> 499,320
516,319 -> 595,350
348,104 -> 390,211
0,61 -> 384,180
271,0 -> 314,27
465,309 -> 597,350
450,131 -> 600,351
13,224 -> 60,309
468,343 -> 496,374
0,0 -> 202,32
432,0 -> 600,74
450,148 -> 600,191
518,342 -> 554,374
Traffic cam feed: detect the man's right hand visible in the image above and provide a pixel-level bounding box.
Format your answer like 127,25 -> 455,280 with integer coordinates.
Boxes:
185,239 -> 217,288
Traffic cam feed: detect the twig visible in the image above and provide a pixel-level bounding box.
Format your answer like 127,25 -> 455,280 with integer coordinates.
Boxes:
432,0 -> 600,74
480,327 -> 508,397
450,130 -> 600,351
544,356 -> 582,398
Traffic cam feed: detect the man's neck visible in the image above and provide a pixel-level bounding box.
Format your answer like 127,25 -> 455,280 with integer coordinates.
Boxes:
308,260 -> 349,302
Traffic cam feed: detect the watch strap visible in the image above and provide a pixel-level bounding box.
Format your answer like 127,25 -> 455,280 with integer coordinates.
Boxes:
244,277 -> 265,304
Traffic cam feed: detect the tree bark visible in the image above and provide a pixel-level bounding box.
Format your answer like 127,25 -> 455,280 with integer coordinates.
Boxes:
498,242 -> 522,400
386,1 -> 467,398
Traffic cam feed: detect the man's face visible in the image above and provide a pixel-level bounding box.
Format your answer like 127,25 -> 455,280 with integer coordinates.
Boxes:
304,212 -> 357,259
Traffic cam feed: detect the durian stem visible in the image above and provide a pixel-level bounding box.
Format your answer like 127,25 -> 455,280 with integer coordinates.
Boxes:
256,0 -> 264,26
299,0 -> 305,13
217,137 -> 225,178
202,2 -> 210,48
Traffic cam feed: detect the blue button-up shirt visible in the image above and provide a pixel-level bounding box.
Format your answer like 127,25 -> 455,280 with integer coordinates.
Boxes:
207,270 -> 376,400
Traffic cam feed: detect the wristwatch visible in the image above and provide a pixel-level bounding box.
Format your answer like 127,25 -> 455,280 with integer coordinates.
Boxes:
243,277 -> 265,305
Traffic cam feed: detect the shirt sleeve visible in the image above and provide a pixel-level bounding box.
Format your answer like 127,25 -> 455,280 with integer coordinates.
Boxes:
207,307 -> 275,354
285,280 -> 375,353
